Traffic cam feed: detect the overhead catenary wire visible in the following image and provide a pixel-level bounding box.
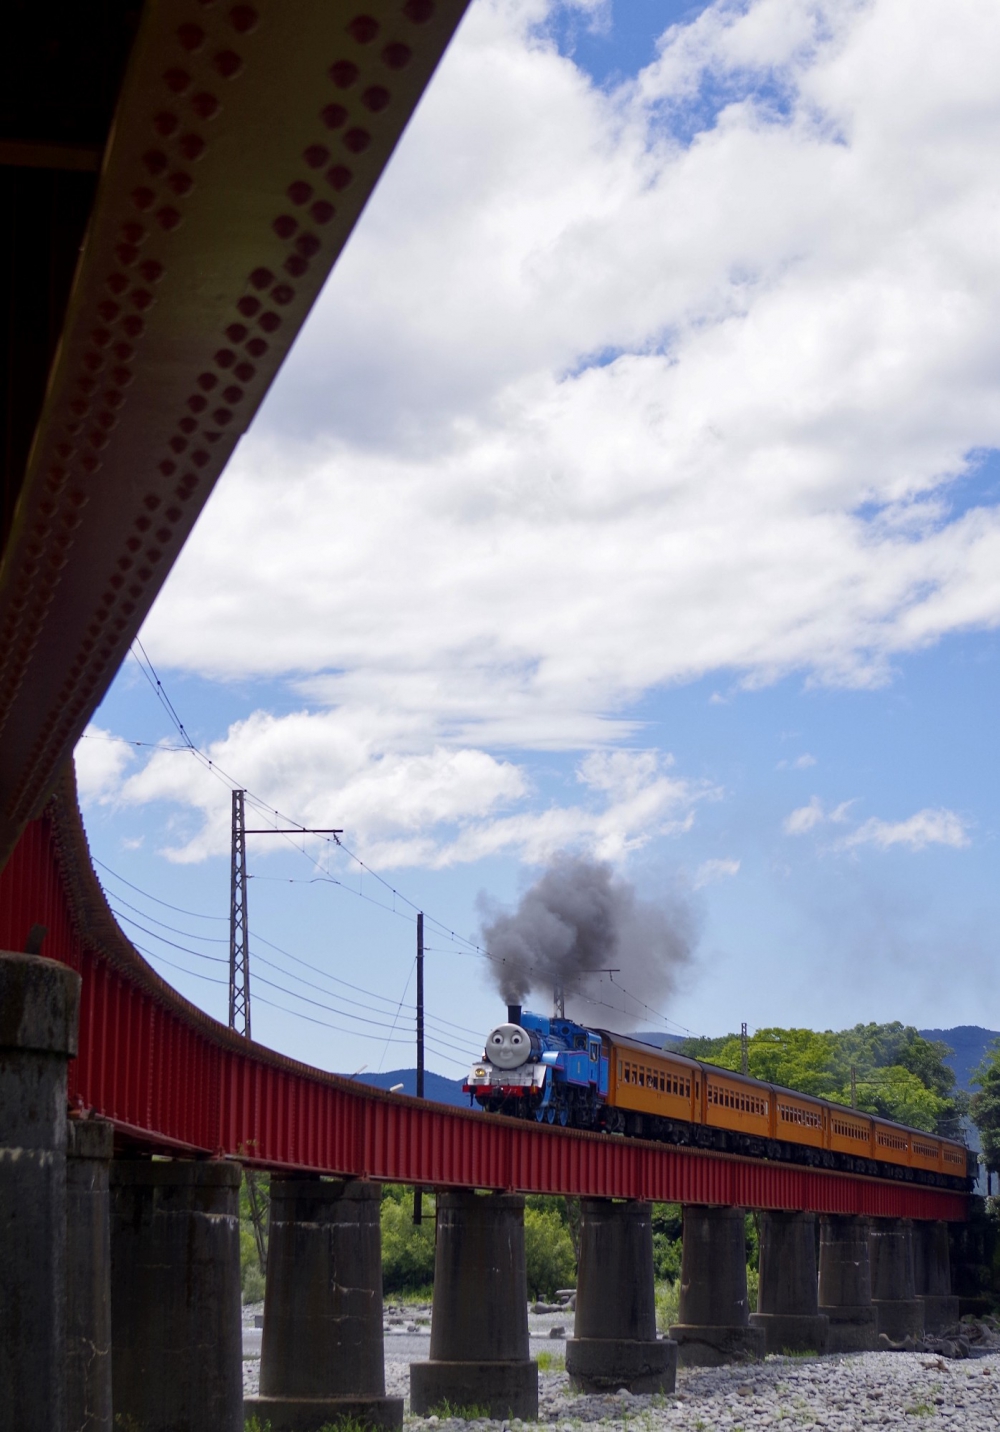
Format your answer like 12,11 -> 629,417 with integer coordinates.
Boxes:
98,859 -> 483,1042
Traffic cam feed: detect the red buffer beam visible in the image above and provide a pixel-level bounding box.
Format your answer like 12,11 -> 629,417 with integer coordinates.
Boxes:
0,771 -> 969,1222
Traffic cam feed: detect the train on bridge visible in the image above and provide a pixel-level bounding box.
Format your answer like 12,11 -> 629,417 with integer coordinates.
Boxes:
466,1006 -> 975,1191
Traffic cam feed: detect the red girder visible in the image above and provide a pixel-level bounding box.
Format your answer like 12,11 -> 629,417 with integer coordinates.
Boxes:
0,772 -> 968,1222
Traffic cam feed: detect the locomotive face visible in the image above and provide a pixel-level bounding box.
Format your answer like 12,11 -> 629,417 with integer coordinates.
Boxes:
486,1023 -> 532,1069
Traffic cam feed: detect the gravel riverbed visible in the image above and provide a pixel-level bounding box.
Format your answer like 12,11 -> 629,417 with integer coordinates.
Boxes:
242,1303 -> 1000,1429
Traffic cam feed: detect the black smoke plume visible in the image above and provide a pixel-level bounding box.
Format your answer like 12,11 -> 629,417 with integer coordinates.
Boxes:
479,854 -> 697,1028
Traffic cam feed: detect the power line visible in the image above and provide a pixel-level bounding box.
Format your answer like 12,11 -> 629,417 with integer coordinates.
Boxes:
99,859 -> 483,1042
95,857 -> 229,921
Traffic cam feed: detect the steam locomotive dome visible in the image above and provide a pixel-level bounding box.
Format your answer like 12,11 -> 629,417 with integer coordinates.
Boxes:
486,1023 -> 532,1069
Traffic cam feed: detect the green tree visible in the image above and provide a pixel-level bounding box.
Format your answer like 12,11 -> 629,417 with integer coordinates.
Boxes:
971,1040 -> 1000,1173
523,1205 -> 576,1299
651,1203 -> 682,1282
381,1185 -> 437,1293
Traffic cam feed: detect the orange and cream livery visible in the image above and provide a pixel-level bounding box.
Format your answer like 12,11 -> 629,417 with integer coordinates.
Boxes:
466,1009 -> 974,1191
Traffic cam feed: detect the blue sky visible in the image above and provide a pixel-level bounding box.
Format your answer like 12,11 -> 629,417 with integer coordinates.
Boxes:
77,0 -> 1000,1079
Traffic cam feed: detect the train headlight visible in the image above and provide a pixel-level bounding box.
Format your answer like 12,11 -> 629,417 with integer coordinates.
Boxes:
475,1068 -> 487,1078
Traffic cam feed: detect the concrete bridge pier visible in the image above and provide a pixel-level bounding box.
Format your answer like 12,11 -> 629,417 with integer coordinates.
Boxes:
66,1118 -> 114,1432
817,1215 -> 878,1352
0,949 -> 80,1432
245,1176 -> 402,1432
566,1198 -> 677,1393
669,1205 -> 766,1366
110,1158 -> 243,1432
410,1190 -> 538,1419
750,1211 -> 829,1354
870,1218 -> 925,1342
913,1220 -> 960,1333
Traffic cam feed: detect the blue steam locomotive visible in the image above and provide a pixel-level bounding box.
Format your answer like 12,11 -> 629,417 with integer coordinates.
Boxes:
464,1003 -> 609,1125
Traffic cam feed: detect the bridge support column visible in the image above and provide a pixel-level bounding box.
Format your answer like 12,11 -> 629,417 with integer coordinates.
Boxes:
817,1215 -> 878,1352
566,1198 -> 676,1393
870,1218 -> 924,1343
66,1119 -> 114,1432
669,1205 -> 765,1366
0,950 -> 80,1432
410,1191 -> 538,1419
245,1176 -> 402,1432
913,1220 -> 960,1334
750,1211 -> 828,1354
110,1159 -> 243,1432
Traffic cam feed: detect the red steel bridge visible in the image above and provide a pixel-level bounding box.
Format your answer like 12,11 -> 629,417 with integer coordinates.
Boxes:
0,1 -> 968,1223
0,768 -> 966,1219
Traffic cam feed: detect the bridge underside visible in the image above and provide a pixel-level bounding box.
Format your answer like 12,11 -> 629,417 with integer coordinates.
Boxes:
0,767 -> 968,1220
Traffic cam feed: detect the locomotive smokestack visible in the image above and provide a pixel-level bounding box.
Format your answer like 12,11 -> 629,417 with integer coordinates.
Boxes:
507,1003 -> 522,1026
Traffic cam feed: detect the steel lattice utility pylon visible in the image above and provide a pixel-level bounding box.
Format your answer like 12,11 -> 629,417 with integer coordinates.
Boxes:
229,789 -> 251,1038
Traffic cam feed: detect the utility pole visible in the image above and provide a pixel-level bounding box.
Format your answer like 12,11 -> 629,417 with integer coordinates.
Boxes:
229,794 -> 343,1266
416,912 -> 425,1099
740,1022 -> 749,1077
413,914 -> 426,1225
230,789 -> 251,1038
553,984 -> 565,1019
851,1065 -> 857,1109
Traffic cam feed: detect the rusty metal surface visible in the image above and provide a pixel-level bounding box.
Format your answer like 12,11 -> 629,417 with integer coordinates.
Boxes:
0,771 -> 969,1221
0,0 -> 471,865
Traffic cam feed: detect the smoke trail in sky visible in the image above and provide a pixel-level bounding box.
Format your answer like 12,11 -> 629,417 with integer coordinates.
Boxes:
479,854 -> 697,1028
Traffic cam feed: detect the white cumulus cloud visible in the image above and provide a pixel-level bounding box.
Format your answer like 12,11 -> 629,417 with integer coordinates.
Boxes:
841,808 -> 971,852
144,0 -> 1000,753
694,857 -> 741,888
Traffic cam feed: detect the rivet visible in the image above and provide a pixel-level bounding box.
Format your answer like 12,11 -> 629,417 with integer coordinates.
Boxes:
213,50 -> 243,78
326,163 -> 353,190
288,180 -> 313,204
361,85 -> 390,112
191,91 -> 221,119
382,42 -> 412,69
321,103 -> 348,130
164,68 -> 192,93
229,4 -> 258,32
348,16 -> 380,43
329,59 -> 359,88
343,127 -> 371,153
177,23 -> 206,51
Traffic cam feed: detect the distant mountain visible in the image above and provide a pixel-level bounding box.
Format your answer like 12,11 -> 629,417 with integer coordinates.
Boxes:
347,1068 -> 472,1109
919,1026 -> 1000,1093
